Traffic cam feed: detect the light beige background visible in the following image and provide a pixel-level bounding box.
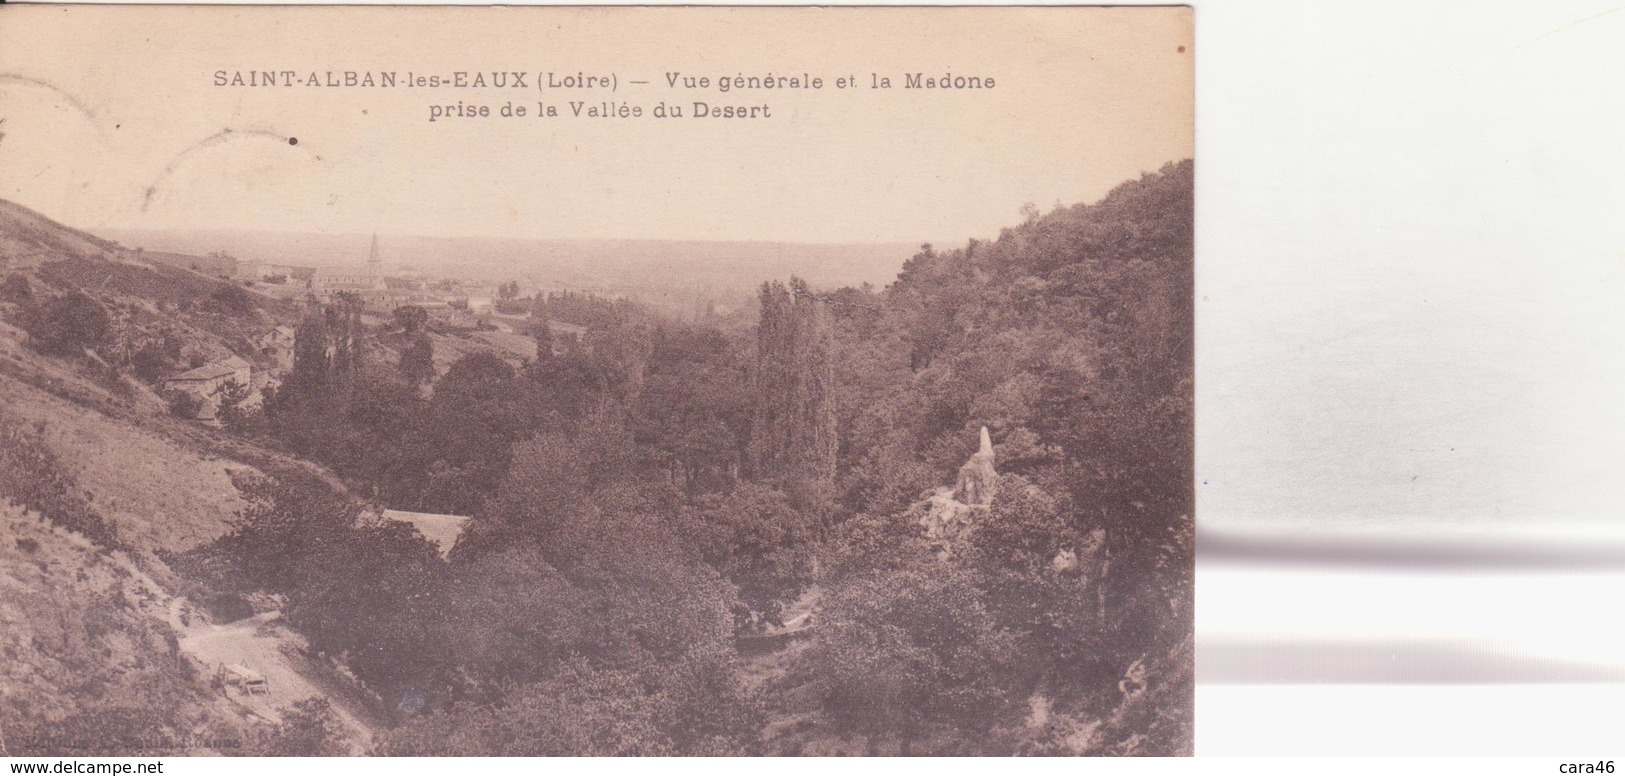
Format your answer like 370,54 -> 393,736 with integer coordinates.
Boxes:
0,5 -> 1192,243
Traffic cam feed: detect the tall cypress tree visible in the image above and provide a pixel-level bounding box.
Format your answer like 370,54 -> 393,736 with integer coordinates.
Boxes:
282,294 -> 367,405
747,277 -> 837,487
283,300 -> 333,402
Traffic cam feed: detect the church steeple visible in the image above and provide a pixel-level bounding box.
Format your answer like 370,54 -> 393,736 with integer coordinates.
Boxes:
366,232 -> 381,277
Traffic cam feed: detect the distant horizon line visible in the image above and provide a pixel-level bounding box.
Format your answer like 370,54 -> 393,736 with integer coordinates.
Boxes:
1,193 -> 1020,253
92,224 -> 960,250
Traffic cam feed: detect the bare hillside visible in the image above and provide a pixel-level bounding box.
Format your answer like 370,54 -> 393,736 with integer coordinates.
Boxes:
0,198 -> 379,755
0,371 -> 247,553
0,199 -> 124,270
0,500 -> 233,754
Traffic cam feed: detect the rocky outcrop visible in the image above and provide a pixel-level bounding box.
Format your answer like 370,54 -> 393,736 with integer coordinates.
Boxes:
917,487 -> 977,545
916,427 -> 1000,552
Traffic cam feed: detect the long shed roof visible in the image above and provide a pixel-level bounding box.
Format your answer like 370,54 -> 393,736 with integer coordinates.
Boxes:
380,509 -> 471,559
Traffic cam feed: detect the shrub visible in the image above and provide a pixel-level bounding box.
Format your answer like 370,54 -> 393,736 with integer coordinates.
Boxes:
202,593 -> 255,623
249,698 -> 348,756
128,335 -> 182,383
206,284 -> 256,316
27,291 -> 111,357
167,391 -> 205,419
1,273 -> 32,303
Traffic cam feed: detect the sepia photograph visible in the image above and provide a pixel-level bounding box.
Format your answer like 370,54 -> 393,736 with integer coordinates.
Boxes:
0,5 -> 1193,756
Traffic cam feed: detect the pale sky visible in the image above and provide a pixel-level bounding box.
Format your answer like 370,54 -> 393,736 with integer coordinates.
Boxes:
0,5 -> 1192,243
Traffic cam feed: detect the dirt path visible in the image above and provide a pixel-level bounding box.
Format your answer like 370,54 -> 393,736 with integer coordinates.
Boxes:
117,556 -> 376,753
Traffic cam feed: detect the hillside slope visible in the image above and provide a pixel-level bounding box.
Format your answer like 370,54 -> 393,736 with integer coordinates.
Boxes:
0,371 -> 247,554
0,198 -> 376,754
0,199 -> 125,270
0,500 -> 233,755
0,197 -> 301,554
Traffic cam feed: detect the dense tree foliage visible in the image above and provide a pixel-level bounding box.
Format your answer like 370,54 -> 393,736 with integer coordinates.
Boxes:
190,161 -> 1192,754
246,698 -> 350,756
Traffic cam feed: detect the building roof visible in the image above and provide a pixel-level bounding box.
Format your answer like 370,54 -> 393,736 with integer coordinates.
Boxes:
314,270 -> 388,291
257,326 -> 295,343
380,509 -> 471,559
547,319 -> 588,336
167,355 -> 251,383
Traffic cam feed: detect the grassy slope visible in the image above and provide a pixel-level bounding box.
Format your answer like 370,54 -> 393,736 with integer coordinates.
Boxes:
0,500 -> 238,755
0,207 -> 263,556
0,370 -> 248,554
0,198 -> 376,753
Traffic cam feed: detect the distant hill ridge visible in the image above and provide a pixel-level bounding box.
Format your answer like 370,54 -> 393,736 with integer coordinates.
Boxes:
96,227 -> 918,294
0,198 -> 126,265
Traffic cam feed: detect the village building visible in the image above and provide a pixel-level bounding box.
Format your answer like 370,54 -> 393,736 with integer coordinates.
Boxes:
313,278 -> 418,311
255,326 -> 296,373
385,276 -> 428,294
238,261 -> 318,285
313,271 -> 388,294
424,302 -> 480,329
312,233 -> 421,311
163,355 -> 255,423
